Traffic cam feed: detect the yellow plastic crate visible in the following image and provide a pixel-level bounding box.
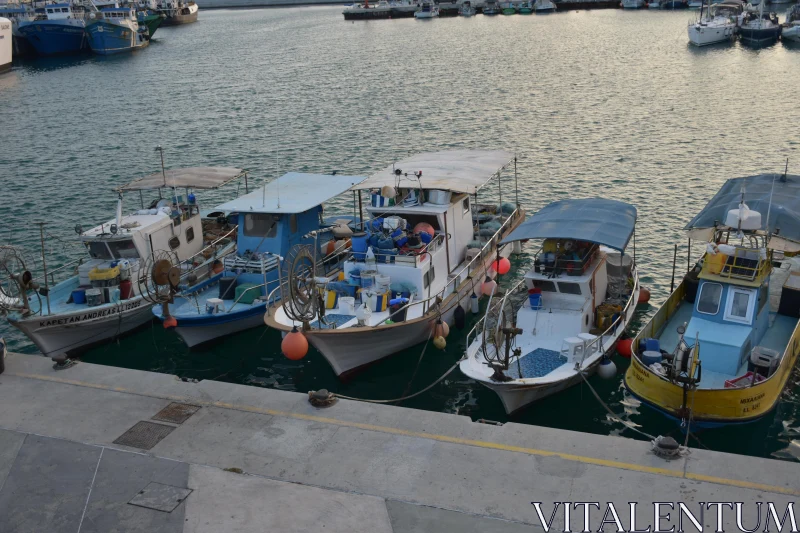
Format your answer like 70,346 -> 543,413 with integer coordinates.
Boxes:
89,266 -> 120,281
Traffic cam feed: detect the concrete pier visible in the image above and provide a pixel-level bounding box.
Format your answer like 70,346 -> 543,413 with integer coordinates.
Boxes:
0,352 -> 797,532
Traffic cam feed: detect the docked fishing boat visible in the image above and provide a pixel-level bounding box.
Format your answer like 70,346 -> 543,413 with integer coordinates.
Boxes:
264,150 -> 525,379
390,0 -> 419,17
343,0 -> 393,18
459,1 -> 477,15
518,1 -> 533,13
624,173 -> 800,428
157,0 -> 197,25
648,1 -> 662,8
17,2 -> 89,56
501,1 -> 517,13
662,0 -> 689,8
0,3 -> 37,57
483,0 -> 500,14
155,172 -> 364,348
688,0 -> 743,46
781,4 -> 800,41
134,0 -> 166,38
460,199 -> 641,415
622,0 -> 646,9
738,1 -> 780,46
415,0 -> 440,17
85,5 -> 149,55
534,0 -> 556,12
2,167 -> 244,359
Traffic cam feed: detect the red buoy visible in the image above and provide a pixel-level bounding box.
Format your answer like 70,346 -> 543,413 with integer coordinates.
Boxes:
434,319 -> 450,338
163,316 -> 178,329
638,287 -> 651,305
282,326 -> 309,361
492,257 -> 511,275
616,338 -> 633,359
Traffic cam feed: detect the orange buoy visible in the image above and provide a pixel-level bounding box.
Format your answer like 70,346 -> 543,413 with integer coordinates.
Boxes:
638,287 -> 651,304
481,276 -> 497,297
163,316 -> 178,329
492,257 -> 511,275
616,338 -> 633,359
434,319 -> 450,338
282,326 -> 309,360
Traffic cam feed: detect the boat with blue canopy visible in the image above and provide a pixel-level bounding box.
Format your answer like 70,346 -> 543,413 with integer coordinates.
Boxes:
155,172 -> 366,348
625,173 -> 800,428
460,198 -> 642,415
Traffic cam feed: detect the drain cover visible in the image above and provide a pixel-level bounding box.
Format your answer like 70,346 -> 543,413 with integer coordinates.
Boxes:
152,402 -> 201,425
113,421 -> 176,450
129,482 -> 193,513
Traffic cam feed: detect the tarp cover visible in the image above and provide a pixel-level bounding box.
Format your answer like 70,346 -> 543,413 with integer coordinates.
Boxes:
357,150 -> 513,195
501,198 -> 637,251
117,167 -> 247,191
684,174 -> 800,243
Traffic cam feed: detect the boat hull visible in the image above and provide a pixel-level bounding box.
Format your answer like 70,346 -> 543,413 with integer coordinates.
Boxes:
17,20 -> 86,56
139,13 -> 165,38
662,0 -> 688,8
688,23 -> 736,45
739,26 -> 780,46
161,6 -> 198,25
86,20 -> 148,55
782,25 -> 800,42
171,308 -> 266,348
343,9 -> 393,19
8,297 -> 153,358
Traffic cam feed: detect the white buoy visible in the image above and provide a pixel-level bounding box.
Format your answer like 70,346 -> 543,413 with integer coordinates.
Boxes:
470,292 -> 479,314
512,240 -> 522,255
0,18 -> 11,75
597,358 -> 617,379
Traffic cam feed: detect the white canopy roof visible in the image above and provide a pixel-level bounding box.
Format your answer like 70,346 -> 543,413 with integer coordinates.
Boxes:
214,172 -> 366,214
117,167 -> 247,192
357,150 -> 514,195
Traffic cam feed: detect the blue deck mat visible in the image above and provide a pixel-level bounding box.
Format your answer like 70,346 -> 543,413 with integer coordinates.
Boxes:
310,314 -> 356,330
507,347 -> 568,379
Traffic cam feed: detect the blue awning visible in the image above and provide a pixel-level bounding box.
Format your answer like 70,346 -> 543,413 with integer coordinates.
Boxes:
500,198 -> 637,251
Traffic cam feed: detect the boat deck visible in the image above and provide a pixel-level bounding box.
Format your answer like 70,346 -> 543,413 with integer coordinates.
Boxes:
0,352 -> 796,532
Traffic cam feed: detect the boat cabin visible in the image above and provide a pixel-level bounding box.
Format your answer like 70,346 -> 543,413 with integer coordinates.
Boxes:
99,7 -> 136,20
43,3 -> 76,19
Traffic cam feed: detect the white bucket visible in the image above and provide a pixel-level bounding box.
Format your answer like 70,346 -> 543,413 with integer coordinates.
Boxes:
360,270 -> 377,289
374,274 -> 391,292
339,296 -> 356,315
85,288 -> 103,307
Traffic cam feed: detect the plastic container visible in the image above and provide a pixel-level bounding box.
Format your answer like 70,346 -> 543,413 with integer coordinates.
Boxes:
360,270 -> 376,289
348,271 -> 362,287
219,277 -> 237,300
642,350 -> 662,366
119,279 -> 133,300
528,288 -> 542,310
235,283 -> 261,305
110,288 -> 121,303
374,274 -> 391,293
645,338 -> 660,352
206,298 -> 224,314
71,289 -> 86,305
339,296 -> 356,314
351,232 -> 368,261
85,288 -> 103,307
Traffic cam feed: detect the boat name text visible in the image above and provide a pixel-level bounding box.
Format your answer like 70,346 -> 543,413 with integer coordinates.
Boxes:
38,300 -> 143,327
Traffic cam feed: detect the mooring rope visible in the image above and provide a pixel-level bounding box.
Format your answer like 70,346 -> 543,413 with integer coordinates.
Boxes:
578,371 -> 657,441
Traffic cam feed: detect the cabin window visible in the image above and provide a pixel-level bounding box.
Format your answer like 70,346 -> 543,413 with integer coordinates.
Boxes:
697,282 -> 722,315
532,279 -> 557,292
86,241 -> 112,260
289,214 -> 298,234
107,239 -> 138,259
168,236 -> 180,250
186,227 -> 195,243
724,287 -> 756,324
244,214 -> 279,238
423,266 -> 435,289
557,282 -> 582,296
462,197 -> 470,216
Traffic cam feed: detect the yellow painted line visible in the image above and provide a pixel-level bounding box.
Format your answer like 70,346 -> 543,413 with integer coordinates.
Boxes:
6,369 -> 800,497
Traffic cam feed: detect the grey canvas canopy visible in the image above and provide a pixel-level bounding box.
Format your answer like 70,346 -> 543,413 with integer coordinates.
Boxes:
117,167 -> 248,192
500,198 -> 637,251
683,173 -> 800,250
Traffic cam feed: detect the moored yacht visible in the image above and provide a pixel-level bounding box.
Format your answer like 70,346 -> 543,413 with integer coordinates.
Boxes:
264,150 -> 526,379
648,1 -> 662,8
622,0 -> 646,9
534,0 -> 556,12
344,0 -> 393,18
459,0 -> 477,15
155,172 -> 364,348
3,167 -> 243,359
483,0 -> 500,14
460,199 -> 641,415
739,1 -> 780,46
781,4 -> 800,41
688,0 -> 743,45
624,174 -> 800,428
415,0 -> 440,17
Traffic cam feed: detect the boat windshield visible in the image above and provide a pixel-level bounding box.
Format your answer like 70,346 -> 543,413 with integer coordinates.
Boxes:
85,241 -> 113,260
108,239 -> 139,259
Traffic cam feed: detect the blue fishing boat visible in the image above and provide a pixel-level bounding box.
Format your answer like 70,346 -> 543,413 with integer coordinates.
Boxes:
85,5 -> 149,55
155,172 -> 366,348
17,3 -> 88,56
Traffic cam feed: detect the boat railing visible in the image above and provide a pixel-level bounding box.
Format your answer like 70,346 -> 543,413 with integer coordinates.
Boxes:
375,206 -> 522,325
465,276 -> 526,354
632,277 -> 687,361
699,245 -> 770,283
179,225 -> 238,281
33,257 -> 87,286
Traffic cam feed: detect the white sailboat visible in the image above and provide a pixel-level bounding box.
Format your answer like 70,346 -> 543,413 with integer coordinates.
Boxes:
459,198 -> 641,415
688,0 -> 743,45
781,4 -> 800,41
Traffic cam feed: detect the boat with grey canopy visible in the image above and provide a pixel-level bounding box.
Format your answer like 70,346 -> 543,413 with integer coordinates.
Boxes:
460,198 -> 641,415
1,166 -> 245,359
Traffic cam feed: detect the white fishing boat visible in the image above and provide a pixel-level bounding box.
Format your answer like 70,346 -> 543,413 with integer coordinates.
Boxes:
688,0 -> 743,45
2,166 -> 244,359
622,0 -> 646,9
264,150 -> 526,379
534,0 -> 556,12
459,198 -> 641,415
781,4 -> 800,41
415,0 -> 440,17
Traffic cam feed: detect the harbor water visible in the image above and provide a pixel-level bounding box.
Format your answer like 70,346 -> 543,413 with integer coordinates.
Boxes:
2,6 -> 800,461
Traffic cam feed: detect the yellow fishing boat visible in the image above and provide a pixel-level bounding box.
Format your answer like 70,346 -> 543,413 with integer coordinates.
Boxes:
624,173 -> 800,428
